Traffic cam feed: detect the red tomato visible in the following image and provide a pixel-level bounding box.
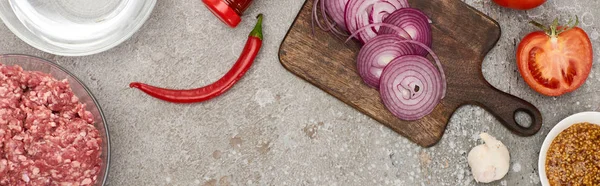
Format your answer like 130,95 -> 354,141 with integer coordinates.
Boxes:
492,0 -> 546,10
517,27 -> 593,96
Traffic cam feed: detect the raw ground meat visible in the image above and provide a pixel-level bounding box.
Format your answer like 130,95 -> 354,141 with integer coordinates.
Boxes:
0,64 -> 102,186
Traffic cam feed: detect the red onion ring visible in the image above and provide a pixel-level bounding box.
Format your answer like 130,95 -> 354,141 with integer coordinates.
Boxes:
325,0 -> 349,32
349,28 -> 445,98
312,0 -> 334,32
379,8 -> 432,56
321,0 -> 349,36
379,55 -> 444,121
345,22 -> 411,43
345,0 -> 409,43
356,34 -> 417,88
311,0 -> 349,38
393,39 -> 447,98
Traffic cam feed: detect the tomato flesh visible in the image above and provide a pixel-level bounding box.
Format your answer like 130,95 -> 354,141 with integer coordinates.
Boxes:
517,28 -> 593,96
493,0 -> 546,10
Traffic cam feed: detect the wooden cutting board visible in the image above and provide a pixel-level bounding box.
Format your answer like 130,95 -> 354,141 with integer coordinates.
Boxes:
278,0 -> 543,147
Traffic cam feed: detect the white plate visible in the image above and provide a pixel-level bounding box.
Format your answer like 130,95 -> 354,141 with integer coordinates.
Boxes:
538,111 -> 600,186
0,0 -> 156,56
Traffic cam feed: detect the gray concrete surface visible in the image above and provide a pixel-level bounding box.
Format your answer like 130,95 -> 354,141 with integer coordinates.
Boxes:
0,0 -> 599,185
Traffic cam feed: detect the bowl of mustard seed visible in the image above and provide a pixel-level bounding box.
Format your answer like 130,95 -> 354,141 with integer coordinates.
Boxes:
539,112 -> 600,186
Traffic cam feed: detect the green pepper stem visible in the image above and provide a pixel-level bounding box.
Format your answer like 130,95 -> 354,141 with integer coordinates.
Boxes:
249,14 -> 264,40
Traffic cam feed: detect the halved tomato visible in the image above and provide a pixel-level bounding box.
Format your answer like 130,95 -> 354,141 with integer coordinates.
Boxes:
517,20 -> 593,96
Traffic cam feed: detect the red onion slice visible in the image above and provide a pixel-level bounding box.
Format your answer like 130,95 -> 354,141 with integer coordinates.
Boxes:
325,0 -> 349,31
379,8 -> 432,56
357,34 -> 417,88
321,0 -> 350,36
312,0 -> 334,32
379,55 -> 444,121
393,39 -> 446,98
369,2 -> 398,25
352,34 -> 446,98
346,22 -> 411,43
345,0 -> 409,43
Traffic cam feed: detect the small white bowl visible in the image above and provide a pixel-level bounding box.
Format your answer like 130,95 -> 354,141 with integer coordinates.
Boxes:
538,111 -> 600,186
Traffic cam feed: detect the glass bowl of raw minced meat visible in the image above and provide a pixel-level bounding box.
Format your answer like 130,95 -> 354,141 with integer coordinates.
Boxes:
0,54 -> 109,186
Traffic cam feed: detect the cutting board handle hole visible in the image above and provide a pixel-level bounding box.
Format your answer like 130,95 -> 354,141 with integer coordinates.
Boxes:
514,110 -> 533,128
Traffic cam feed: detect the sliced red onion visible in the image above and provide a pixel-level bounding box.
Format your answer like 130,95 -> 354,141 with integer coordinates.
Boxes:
351,33 -> 446,98
325,0 -> 349,31
379,55 -> 444,121
321,0 -> 348,36
312,0 -> 334,32
345,22 -> 411,43
379,8 -> 432,56
345,0 -> 409,43
357,34 -> 416,88
311,0 -> 348,37
393,39 -> 446,98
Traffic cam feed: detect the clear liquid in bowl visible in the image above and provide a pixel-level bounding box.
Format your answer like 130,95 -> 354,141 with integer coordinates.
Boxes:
8,0 -> 144,47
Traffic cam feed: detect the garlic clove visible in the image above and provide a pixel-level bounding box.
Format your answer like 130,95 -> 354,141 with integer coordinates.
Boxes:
467,133 -> 510,183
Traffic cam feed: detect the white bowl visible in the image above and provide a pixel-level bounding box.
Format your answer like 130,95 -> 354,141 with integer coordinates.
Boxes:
0,0 -> 156,56
538,111 -> 600,186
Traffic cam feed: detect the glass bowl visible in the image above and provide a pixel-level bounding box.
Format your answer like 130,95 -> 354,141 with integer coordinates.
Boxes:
0,54 -> 110,186
0,0 -> 156,56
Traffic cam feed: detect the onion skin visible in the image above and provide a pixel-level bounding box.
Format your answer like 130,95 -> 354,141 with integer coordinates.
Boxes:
379,8 -> 432,56
379,55 -> 444,121
357,34 -> 416,88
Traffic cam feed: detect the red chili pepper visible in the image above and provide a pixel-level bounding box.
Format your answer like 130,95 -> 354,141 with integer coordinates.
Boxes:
130,14 -> 264,103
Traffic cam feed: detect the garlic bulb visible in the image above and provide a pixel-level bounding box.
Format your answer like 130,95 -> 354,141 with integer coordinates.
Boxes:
467,133 -> 510,183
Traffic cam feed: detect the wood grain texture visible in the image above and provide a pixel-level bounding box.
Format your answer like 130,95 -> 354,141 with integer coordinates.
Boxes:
278,0 -> 543,147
